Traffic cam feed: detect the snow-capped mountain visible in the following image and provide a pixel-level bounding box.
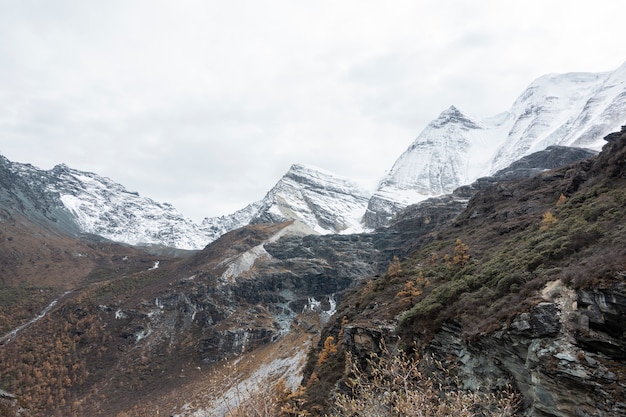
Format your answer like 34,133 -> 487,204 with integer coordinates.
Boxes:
364,61 -> 626,228
3,62 -> 625,247
202,163 -> 370,236
362,106 -> 510,228
0,157 -> 369,250
1,160 -> 209,250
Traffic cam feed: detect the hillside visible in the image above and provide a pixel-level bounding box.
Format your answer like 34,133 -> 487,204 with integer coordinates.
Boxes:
301,126 -> 626,416
0,214 -> 389,416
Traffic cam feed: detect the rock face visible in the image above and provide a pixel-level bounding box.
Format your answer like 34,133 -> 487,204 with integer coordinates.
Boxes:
0,156 -> 79,234
106,221 -> 388,365
338,254 -> 626,416
420,283 -> 626,417
364,62 -> 626,228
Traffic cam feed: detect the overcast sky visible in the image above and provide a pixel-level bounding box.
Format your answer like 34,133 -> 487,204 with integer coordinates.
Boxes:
1,1 -> 625,221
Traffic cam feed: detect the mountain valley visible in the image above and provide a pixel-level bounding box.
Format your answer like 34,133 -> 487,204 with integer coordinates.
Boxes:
1,64 -> 626,416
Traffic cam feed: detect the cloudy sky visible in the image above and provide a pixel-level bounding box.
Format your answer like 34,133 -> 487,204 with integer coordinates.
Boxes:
1,0 -> 625,221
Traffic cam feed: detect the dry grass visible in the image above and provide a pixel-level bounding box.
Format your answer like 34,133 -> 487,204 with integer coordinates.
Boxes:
330,345 -> 519,417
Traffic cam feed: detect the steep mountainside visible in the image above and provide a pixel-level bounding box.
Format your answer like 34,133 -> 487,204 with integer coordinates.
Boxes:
303,126 -> 626,416
364,61 -> 626,228
387,145 -> 597,250
0,156 -> 79,235
0,214 -> 393,416
0,157 -> 207,249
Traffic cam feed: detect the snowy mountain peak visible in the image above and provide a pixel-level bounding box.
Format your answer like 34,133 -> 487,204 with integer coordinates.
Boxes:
362,104 -> 501,228
365,61 -> 626,228
491,65 -> 624,172
251,164 -> 371,235
45,167 -> 209,250
426,105 -> 478,130
282,163 -> 369,196
200,163 -> 372,241
0,157 -> 209,250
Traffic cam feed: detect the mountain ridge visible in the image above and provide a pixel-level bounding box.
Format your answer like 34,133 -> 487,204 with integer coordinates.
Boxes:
364,61 -> 626,228
2,62 -> 625,250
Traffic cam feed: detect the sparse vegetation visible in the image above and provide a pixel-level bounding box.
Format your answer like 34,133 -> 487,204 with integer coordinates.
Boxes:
329,346 -> 519,417
219,344 -> 520,417
386,256 -> 402,277
452,238 -> 470,268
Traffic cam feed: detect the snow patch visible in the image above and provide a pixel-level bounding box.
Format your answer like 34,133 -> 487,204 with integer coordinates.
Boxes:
304,295 -> 338,322
220,244 -> 271,282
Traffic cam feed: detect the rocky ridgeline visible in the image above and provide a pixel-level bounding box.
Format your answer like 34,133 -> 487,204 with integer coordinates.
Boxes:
101,222 -> 388,365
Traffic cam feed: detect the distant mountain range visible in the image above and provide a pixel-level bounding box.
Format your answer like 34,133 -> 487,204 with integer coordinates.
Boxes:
1,61 -> 625,249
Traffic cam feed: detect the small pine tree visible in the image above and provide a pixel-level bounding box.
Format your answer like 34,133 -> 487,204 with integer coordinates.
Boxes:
540,210 -> 557,230
387,256 -> 402,277
317,336 -> 338,366
397,271 -> 430,307
453,239 -> 470,268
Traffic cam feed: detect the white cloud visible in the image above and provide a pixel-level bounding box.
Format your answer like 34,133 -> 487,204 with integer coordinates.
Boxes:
1,0 -> 625,221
